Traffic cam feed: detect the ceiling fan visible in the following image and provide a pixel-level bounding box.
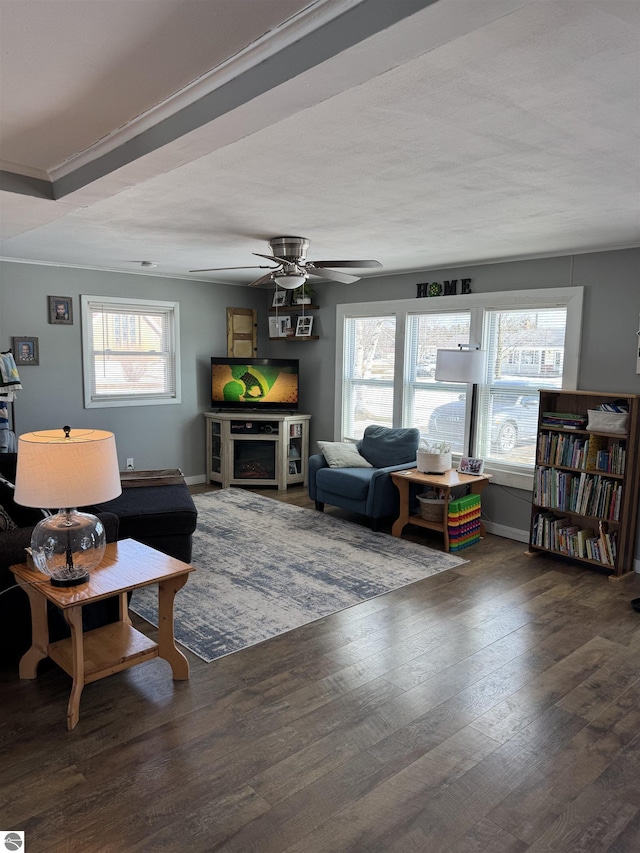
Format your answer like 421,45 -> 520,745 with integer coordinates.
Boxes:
190,236 -> 382,289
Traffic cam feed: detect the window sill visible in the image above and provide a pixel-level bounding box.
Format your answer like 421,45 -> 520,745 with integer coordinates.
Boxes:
481,462 -> 534,492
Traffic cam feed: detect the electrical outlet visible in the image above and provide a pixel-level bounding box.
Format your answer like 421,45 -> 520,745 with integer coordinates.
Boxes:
126,458 -> 134,470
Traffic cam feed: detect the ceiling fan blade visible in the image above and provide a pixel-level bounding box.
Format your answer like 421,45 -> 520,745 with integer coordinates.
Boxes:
253,252 -> 291,265
248,271 -> 276,287
189,264 -> 277,272
307,266 -> 360,284
311,259 -> 382,269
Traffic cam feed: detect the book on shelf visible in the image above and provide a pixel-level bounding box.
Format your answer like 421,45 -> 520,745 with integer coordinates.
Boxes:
531,511 -> 617,566
541,412 -> 588,429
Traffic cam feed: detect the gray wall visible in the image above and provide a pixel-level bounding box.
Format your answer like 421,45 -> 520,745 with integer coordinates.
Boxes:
0,262 -> 269,476
304,249 -> 640,440
2,248 -> 639,559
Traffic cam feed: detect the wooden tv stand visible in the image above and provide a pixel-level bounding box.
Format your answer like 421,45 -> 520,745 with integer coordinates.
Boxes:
204,412 -> 310,490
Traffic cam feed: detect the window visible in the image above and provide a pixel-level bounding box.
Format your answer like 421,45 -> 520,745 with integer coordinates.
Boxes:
477,307 -> 567,468
404,311 -> 471,454
342,315 -> 396,439
337,288 -> 583,488
81,295 -> 180,408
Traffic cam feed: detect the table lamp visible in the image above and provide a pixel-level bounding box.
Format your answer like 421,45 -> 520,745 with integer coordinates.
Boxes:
14,426 -> 121,586
434,345 -> 486,457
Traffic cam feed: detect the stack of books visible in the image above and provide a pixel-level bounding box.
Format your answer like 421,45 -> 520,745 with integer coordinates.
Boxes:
541,412 -> 588,429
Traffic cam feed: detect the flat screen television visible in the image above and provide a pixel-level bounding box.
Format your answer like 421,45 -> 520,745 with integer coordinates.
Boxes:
211,358 -> 299,411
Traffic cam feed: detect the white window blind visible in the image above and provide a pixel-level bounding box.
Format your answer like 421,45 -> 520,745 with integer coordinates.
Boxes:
404,311 -> 471,452
342,315 -> 396,440
477,306 -> 567,466
81,295 -> 180,408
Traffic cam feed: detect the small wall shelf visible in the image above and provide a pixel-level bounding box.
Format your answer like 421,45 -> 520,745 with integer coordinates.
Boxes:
269,303 -> 319,340
268,304 -> 319,313
268,335 -> 319,342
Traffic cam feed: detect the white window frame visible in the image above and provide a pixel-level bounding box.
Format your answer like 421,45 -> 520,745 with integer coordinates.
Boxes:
81,294 -> 181,409
336,287 -> 583,490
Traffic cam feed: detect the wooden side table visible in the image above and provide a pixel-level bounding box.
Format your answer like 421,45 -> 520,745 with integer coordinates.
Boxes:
10,538 -> 194,730
391,469 -> 492,551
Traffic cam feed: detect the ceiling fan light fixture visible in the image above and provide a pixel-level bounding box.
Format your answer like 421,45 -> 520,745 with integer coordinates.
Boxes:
273,272 -> 307,290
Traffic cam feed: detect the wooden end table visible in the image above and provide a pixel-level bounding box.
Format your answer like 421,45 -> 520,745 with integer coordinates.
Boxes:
391,468 -> 492,551
10,538 -> 194,730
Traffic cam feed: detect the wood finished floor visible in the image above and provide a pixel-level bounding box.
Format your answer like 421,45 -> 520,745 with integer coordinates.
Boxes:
2,484 -> 640,852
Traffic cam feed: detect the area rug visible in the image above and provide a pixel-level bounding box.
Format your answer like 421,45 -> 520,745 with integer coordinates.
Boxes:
130,490 -> 467,663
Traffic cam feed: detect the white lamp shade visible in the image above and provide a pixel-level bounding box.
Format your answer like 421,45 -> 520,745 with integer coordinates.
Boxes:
14,428 -> 122,508
435,349 -> 485,384
273,273 -> 307,290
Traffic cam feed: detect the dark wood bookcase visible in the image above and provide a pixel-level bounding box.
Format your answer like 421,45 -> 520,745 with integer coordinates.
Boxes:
528,390 -> 640,578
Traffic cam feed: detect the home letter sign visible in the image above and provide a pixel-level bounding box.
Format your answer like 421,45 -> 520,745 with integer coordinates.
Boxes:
416,278 -> 472,298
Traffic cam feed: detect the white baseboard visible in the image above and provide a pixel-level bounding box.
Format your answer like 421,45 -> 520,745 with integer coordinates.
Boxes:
483,520 -> 530,544
185,473 -> 207,486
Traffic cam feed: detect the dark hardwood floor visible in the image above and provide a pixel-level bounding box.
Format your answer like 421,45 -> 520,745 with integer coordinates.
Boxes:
3,484 -> 640,852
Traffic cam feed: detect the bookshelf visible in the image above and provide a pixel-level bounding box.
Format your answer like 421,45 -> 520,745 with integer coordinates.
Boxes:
528,390 -> 640,578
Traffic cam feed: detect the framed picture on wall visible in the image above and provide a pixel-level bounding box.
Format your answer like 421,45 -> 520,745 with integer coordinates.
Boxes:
13,336 -> 40,366
48,295 -> 73,324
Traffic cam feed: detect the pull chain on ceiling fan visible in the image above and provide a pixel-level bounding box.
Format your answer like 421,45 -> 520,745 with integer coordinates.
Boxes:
190,236 -> 382,288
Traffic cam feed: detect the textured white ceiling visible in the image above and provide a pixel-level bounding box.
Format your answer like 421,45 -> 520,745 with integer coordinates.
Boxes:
0,0 -> 638,286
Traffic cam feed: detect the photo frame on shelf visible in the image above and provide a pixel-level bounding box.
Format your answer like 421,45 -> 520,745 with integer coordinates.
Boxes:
289,461 -> 298,475
295,316 -> 314,337
272,290 -> 290,308
13,336 -> 40,366
268,316 -> 291,337
268,317 -> 280,338
458,456 -> 484,475
48,295 -> 73,324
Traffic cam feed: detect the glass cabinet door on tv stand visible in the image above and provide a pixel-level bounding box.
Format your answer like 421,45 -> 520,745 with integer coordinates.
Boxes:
204,412 -> 311,490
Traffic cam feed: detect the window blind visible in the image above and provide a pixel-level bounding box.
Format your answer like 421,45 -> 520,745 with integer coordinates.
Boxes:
342,316 -> 396,440
82,296 -> 180,407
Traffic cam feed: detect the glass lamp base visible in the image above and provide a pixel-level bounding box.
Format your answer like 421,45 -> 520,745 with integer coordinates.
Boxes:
50,571 -> 90,588
30,509 -> 106,586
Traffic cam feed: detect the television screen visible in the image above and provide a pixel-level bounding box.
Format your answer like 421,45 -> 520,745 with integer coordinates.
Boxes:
211,358 -> 299,410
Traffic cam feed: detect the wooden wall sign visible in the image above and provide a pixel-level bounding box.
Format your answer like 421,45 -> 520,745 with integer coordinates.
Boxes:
226,307 -> 257,358
416,278 -> 472,298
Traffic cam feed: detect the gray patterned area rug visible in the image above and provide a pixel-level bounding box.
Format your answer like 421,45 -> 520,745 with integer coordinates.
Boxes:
130,489 -> 467,663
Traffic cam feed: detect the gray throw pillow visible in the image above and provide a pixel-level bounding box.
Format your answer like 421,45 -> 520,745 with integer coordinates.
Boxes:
318,441 -> 373,469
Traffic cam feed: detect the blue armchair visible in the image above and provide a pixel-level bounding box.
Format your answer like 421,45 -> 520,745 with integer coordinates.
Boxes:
308,425 -> 419,530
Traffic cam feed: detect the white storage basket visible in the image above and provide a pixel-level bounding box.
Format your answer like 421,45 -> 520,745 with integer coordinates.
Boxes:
416,451 -> 452,474
586,409 -> 628,434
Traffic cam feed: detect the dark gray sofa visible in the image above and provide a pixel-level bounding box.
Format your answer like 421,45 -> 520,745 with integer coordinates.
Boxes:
92,481 -> 197,564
